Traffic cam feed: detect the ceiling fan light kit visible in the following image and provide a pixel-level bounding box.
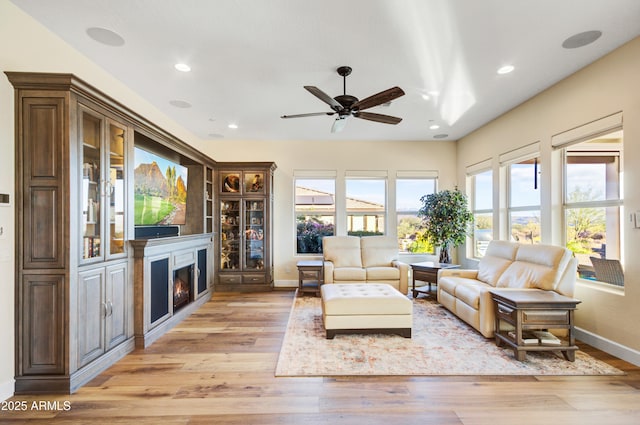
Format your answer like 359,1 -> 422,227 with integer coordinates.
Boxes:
281,66 -> 405,133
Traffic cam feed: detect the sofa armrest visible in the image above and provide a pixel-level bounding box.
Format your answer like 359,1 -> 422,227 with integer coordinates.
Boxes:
438,269 -> 479,279
392,260 -> 409,295
323,260 -> 334,283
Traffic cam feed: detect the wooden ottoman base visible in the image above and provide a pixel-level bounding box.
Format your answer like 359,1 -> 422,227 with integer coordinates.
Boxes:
321,283 -> 412,339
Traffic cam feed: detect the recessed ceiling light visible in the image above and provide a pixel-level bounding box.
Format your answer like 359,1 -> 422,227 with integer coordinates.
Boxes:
228,123 -> 238,129
169,100 -> 192,108
497,65 -> 514,75
562,30 -> 602,49
434,134 -> 448,139
421,94 -> 431,101
429,124 -> 440,130
86,27 -> 125,47
174,63 -> 191,72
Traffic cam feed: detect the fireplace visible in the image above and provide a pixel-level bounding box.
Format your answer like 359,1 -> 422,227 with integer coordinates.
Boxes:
173,265 -> 193,312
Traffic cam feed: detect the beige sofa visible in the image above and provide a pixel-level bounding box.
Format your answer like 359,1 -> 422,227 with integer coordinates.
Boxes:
322,236 -> 409,295
437,240 -> 578,338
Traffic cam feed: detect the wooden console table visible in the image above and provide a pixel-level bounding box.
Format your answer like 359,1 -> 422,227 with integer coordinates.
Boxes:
490,289 -> 581,361
410,261 -> 460,298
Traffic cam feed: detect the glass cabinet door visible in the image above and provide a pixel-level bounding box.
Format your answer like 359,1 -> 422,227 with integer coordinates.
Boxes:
108,122 -> 126,256
244,200 -> 265,270
81,112 -> 102,260
220,200 -> 240,270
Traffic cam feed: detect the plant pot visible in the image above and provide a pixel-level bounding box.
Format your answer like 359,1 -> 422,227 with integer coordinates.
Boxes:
439,243 -> 451,264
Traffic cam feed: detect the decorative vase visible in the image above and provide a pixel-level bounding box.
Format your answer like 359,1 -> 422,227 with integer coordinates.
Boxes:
439,242 -> 451,264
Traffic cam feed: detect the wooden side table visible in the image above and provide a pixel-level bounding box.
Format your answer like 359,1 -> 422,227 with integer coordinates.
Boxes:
490,288 -> 581,361
296,260 -> 323,296
410,261 -> 460,298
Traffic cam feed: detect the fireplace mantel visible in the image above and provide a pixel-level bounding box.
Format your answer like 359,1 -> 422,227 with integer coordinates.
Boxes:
131,233 -> 213,348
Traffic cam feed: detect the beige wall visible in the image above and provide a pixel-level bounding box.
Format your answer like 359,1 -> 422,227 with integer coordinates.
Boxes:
457,36 -> 640,360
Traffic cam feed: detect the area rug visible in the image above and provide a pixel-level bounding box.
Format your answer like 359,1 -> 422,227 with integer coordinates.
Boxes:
275,294 -> 624,376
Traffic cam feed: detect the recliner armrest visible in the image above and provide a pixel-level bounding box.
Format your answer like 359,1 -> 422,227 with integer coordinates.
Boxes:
438,269 -> 479,279
323,260 -> 334,283
392,260 -> 409,295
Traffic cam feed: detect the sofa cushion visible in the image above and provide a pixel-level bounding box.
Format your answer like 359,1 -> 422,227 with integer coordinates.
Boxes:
360,236 -> 398,267
497,244 -> 572,290
477,240 -> 519,285
454,282 -> 490,309
366,266 -> 400,281
322,236 -> 362,268
333,267 -> 367,281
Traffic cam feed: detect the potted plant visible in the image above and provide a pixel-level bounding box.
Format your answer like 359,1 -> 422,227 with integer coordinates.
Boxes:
417,188 -> 473,263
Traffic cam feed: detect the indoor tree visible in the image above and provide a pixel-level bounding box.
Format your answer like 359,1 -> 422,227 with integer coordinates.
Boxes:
417,188 -> 473,263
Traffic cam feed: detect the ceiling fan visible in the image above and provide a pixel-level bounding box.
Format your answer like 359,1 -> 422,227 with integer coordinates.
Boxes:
281,66 -> 405,133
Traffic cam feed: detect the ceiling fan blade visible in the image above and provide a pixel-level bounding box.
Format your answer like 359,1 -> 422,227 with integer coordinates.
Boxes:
331,116 -> 349,133
281,112 -> 335,119
352,86 -> 405,111
304,86 -> 343,111
354,111 -> 402,125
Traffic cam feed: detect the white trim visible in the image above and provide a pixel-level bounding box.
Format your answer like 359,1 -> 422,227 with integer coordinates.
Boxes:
551,112 -> 623,148
499,141 -> 540,165
0,378 -> 14,401
274,279 -> 298,289
396,170 -> 438,178
293,169 -> 337,178
465,158 -> 492,175
575,327 -> 640,367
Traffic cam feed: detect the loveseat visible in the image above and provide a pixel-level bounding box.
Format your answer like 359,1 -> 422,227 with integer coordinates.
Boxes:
322,236 -> 409,295
437,240 -> 578,338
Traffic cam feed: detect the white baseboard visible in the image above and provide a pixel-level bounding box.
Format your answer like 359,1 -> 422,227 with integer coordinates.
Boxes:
575,327 -> 640,366
274,279 -> 298,289
0,378 -> 14,401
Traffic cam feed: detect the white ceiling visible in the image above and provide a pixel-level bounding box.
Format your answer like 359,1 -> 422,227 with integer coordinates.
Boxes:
11,0 -> 640,142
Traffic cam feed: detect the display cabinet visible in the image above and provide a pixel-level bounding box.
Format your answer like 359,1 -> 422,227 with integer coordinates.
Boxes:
216,163 -> 276,291
80,107 -> 128,262
7,72 -> 136,394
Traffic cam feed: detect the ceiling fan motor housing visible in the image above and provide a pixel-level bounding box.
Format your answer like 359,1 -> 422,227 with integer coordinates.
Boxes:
333,94 -> 359,111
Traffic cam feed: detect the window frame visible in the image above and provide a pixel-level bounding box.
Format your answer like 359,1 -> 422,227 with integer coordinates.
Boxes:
468,168 -> 493,258
395,176 -> 437,254
505,154 -> 541,245
345,176 -> 387,237
559,128 -> 624,287
294,176 -> 336,255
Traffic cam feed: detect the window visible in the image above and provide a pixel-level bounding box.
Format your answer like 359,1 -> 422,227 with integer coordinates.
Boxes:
346,178 -> 386,236
507,157 -> 541,244
563,130 -> 623,285
295,178 -> 335,254
396,178 -> 436,253
470,169 -> 493,257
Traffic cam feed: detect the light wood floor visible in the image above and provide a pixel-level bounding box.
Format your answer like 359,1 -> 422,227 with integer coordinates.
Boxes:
4,290 -> 640,424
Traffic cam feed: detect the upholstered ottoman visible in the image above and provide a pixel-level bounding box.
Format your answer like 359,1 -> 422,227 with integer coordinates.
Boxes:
320,283 -> 412,339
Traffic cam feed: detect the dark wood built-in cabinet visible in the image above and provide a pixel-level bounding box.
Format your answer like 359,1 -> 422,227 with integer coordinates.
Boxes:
216,163 -> 276,291
7,72 -> 221,394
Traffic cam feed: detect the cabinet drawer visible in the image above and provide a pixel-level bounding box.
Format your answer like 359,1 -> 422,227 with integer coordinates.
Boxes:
522,309 -> 569,325
495,303 -> 516,322
218,274 -> 241,284
243,274 -> 265,284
